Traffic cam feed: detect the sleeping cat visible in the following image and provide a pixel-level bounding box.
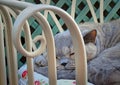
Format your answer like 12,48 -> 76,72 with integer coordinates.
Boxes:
34,19 -> 120,85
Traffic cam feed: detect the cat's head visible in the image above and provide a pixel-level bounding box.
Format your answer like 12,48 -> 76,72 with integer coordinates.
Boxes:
55,24 -> 97,70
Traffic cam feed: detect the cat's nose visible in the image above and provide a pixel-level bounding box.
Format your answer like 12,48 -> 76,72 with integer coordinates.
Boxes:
60,58 -> 69,66
61,62 -> 67,66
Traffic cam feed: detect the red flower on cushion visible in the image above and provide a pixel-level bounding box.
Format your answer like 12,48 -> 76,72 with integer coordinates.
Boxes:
22,70 -> 27,79
35,80 -> 40,85
73,81 -> 76,84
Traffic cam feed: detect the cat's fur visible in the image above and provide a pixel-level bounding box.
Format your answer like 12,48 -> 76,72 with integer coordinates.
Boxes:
34,19 -> 120,85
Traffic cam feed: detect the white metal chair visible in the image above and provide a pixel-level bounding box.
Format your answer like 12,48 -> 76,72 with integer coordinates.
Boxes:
0,0 -> 104,85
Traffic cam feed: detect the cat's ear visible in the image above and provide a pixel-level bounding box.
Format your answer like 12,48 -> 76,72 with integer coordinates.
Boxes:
83,30 -> 97,44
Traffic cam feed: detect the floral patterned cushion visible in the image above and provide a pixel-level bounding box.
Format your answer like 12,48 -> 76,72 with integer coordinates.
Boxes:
18,64 -> 93,85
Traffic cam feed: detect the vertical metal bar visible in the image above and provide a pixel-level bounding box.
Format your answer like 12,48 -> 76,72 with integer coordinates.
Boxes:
0,14 -> 7,85
0,6 -> 18,85
24,22 -> 34,85
71,0 -> 76,19
100,0 -> 104,23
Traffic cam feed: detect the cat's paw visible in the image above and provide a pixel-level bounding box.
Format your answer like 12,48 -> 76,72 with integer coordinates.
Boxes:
34,55 -> 48,67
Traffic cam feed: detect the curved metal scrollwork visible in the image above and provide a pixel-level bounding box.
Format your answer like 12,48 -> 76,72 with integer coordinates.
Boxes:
13,4 -> 87,85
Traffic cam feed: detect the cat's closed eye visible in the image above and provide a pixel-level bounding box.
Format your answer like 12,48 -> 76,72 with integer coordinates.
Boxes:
69,53 -> 75,56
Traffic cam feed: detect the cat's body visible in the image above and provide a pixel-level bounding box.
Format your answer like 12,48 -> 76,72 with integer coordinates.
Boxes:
34,19 -> 120,85
81,19 -> 120,85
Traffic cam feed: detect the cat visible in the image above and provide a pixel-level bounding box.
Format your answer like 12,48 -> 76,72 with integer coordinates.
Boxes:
34,19 -> 120,85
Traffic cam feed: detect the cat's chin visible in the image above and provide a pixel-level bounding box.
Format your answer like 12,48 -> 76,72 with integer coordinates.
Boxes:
57,69 -> 75,79
34,64 -> 75,79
